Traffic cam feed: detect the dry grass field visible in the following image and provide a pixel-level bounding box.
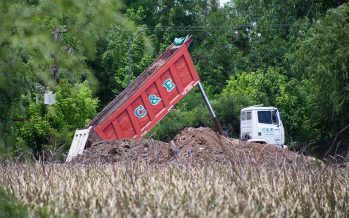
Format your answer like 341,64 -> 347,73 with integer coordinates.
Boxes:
0,162 -> 348,217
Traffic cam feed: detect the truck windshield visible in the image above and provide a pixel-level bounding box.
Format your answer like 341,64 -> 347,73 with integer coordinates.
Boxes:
258,111 -> 271,124
258,111 -> 279,125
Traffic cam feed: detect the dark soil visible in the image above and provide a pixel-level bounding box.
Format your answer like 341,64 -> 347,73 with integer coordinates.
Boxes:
72,127 -> 314,166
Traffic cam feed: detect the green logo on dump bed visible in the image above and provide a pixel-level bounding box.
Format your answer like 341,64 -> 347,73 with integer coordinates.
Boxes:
162,79 -> 176,92
149,94 -> 161,105
134,105 -> 147,118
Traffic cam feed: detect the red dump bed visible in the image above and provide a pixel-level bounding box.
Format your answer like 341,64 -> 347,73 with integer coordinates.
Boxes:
89,36 -> 199,141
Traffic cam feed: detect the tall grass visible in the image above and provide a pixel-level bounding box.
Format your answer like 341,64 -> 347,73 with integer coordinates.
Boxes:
0,162 -> 348,217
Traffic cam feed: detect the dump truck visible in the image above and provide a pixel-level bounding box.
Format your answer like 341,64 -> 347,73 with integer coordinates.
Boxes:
66,36 -> 224,162
67,36 -> 286,162
240,105 -> 285,147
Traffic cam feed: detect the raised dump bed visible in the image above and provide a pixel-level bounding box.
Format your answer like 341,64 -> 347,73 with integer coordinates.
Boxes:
89,36 -> 199,141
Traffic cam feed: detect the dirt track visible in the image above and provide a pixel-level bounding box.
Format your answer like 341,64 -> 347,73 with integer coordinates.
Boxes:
72,127 -> 314,166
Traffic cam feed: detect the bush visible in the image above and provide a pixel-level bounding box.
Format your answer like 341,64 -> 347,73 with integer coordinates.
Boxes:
12,81 -> 98,159
0,187 -> 28,218
211,94 -> 251,138
219,67 -> 311,146
148,91 -> 211,141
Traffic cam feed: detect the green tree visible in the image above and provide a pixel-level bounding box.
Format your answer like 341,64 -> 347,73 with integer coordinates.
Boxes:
221,68 -> 308,143
185,0 -> 348,96
91,25 -> 153,106
0,0 -> 127,152
289,3 -> 349,145
13,81 -> 98,157
232,0 -> 348,70
149,91 -> 211,141
125,0 -> 218,54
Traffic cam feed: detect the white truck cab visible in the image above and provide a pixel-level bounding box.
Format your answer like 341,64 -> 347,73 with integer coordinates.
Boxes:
240,105 -> 285,147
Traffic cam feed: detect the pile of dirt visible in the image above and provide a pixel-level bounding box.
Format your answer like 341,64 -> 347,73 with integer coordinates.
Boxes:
72,127 -> 314,166
72,138 -> 169,164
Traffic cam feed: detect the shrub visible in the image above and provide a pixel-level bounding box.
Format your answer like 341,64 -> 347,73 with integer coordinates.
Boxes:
149,91 -> 211,141
12,81 -> 98,158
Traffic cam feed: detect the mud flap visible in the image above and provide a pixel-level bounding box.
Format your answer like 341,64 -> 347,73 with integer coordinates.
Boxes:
66,127 -> 92,162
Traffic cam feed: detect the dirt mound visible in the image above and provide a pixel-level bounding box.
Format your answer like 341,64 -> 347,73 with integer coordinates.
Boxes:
72,139 -> 169,164
72,127 -> 313,166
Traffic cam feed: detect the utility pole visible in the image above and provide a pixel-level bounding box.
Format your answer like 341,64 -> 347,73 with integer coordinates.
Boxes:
51,26 -> 68,83
41,26 -> 68,105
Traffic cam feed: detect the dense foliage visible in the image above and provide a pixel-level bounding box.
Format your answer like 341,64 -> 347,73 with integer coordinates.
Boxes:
289,4 -> 349,145
0,0 -> 128,156
0,0 -> 348,157
12,81 -> 98,157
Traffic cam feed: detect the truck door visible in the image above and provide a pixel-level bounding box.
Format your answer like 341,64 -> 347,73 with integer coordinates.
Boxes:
256,110 -> 282,146
240,110 -> 253,140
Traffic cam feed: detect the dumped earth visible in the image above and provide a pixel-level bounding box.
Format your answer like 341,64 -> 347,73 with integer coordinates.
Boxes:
72,127 -> 315,166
